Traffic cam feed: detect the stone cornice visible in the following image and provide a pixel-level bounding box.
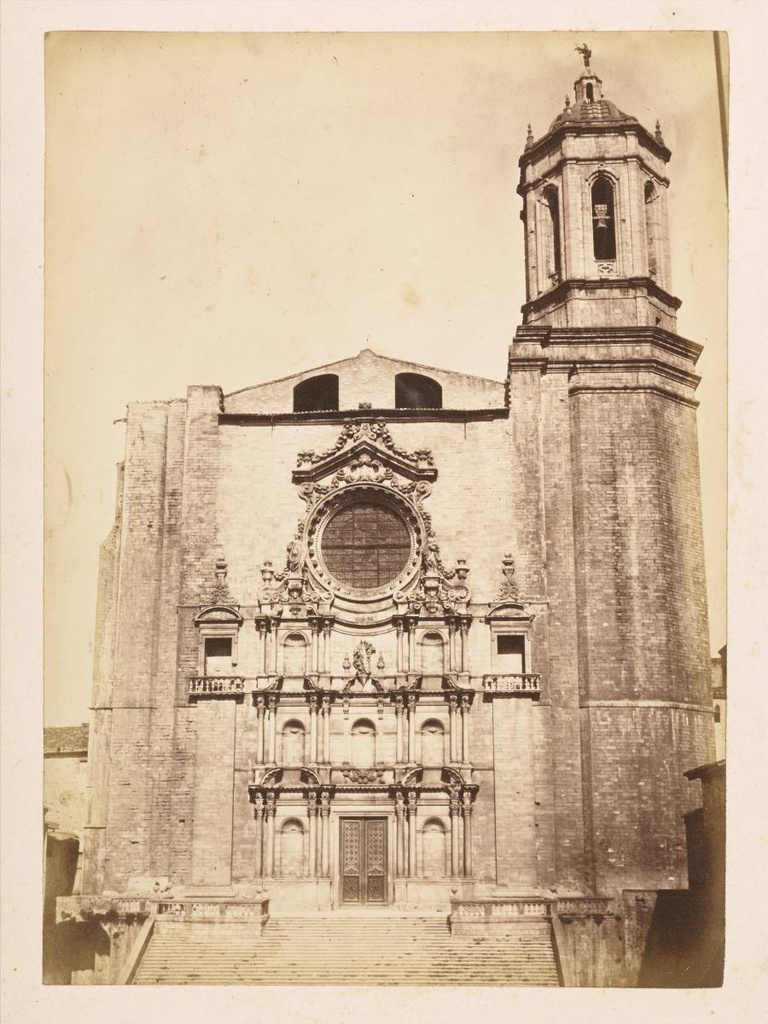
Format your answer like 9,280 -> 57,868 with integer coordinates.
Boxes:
518,119 -> 671,170
521,276 -> 683,318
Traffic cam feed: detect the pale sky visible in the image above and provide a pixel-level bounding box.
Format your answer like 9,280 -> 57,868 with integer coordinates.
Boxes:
44,31 -> 727,725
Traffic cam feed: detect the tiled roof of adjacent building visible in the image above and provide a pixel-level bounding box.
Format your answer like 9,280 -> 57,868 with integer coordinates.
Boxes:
44,724 -> 89,755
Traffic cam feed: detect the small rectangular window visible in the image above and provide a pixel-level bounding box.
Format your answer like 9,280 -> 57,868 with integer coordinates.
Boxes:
496,635 -> 525,673
205,637 -> 232,676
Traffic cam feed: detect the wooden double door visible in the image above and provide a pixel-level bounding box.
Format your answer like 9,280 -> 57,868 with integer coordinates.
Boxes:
340,817 -> 388,905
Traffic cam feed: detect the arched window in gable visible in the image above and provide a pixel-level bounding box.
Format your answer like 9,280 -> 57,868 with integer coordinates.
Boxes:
395,373 -> 442,410
591,176 -> 617,261
293,374 -> 339,413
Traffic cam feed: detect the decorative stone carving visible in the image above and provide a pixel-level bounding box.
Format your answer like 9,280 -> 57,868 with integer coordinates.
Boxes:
341,641 -> 390,692
497,553 -> 520,602
200,557 -> 238,608
340,767 -> 384,784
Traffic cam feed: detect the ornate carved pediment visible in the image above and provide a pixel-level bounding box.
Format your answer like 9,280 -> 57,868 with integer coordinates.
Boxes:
294,421 -> 436,483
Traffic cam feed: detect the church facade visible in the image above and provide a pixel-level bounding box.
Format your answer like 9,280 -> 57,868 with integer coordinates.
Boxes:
67,55 -> 716,983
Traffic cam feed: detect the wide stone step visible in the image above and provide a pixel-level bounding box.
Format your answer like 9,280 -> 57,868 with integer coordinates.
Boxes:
132,916 -> 560,986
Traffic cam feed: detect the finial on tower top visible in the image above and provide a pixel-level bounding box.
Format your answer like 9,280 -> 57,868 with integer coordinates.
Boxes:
525,123 -> 534,150
654,119 -> 666,145
564,94 -> 571,108
575,43 -> 592,70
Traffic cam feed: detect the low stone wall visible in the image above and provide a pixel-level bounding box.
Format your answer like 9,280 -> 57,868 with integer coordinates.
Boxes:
55,895 -> 270,984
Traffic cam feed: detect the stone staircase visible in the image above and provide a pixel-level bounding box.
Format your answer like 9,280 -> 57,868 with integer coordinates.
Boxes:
132,912 -> 561,985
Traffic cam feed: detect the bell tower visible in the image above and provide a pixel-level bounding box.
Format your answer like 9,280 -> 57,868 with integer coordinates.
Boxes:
518,45 -> 677,330
508,48 -> 714,895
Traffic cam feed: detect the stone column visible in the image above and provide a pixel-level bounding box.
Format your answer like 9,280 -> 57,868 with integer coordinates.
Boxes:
254,798 -> 264,877
264,793 -> 276,877
310,623 -> 320,674
449,790 -> 461,877
448,694 -> 458,762
394,696 -> 404,763
322,621 -> 332,674
272,628 -> 279,675
407,695 -> 416,764
307,791 -> 318,877
406,792 -> 417,876
395,792 -> 405,876
255,697 -> 265,763
258,622 -> 268,675
266,696 -> 278,763
320,792 -> 331,876
462,791 -> 473,877
460,695 -> 471,763
408,628 -> 416,675
459,621 -> 470,673
308,696 -> 318,763
395,621 -> 404,673
446,623 -> 455,672
322,696 -> 331,764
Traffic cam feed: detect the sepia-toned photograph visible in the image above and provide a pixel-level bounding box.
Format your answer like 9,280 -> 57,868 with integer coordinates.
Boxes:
41,28 -> 728,989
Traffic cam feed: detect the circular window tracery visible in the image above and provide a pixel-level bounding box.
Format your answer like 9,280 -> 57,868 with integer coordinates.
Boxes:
322,502 -> 411,590
306,485 -> 423,603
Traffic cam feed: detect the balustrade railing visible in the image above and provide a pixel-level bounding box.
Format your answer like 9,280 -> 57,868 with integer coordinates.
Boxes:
482,673 -> 541,693
189,676 -> 245,697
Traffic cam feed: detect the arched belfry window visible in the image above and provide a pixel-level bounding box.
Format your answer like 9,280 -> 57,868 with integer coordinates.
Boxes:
395,373 -> 442,410
591,177 -> 617,261
542,184 -> 562,285
293,374 -> 339,413
644,180 -> 658,277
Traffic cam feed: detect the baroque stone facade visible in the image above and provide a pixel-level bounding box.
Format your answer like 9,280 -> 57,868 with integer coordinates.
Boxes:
66,55 -> 716,983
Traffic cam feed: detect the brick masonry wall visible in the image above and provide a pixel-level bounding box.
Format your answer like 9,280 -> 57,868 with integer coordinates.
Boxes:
190,700 -> 236,885
569,386 -> 713,890
103,402 -> 168,889
492,698 -> 536,887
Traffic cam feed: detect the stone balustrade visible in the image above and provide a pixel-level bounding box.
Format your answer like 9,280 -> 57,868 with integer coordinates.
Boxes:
57,894 -> 269,925
481,673 -> 541,694
552,897 -> 617,920
449,895 -> 617,934
188,676 -> 246,698
155,898 -> 269,923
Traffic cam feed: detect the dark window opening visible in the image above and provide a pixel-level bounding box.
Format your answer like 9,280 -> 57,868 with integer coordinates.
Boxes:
591,177 -> 617,261
395,373 -> 442,410
586,83 -> 594,102
714,704 -> 721,723
205,637 -> 232,676
293,374 -> 339,413
543,185 -> 562,283
322,502 -> 411,589
496,634 -> 526,672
